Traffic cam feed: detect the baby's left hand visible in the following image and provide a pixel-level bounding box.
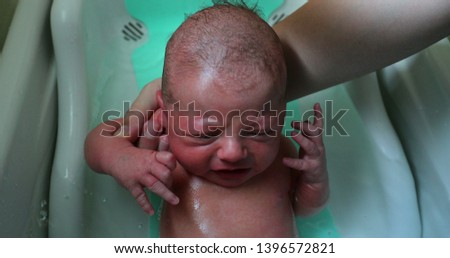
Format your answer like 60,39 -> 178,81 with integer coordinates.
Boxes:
283,103 -> 327,184
283,103 -> 329,216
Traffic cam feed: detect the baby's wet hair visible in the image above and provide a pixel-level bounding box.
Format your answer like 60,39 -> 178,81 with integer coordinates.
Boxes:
162,1 -> 286,104
210,0 -> 262,16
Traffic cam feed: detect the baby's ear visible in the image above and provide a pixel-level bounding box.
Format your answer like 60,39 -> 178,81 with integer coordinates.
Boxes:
156,90 -> 165,109
155,90 -> 168,129
152,108 -> 167,132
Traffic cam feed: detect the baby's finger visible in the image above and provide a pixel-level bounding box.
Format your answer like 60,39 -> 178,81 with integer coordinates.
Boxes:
158,135 -> 170,152
156,151 -> 177,171
283,157 -> 317,171
283,157 -> 305,171
130,186 -> 154,215
292,121 -> 323,137
291,131 -> 321,157
146,159 -> 173,185
142,175 -> 179,205
313,103 -> 324,129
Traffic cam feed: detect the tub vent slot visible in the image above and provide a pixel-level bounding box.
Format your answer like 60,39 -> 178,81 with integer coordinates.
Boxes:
122,21 -> 144,42
270,13 -> 285,25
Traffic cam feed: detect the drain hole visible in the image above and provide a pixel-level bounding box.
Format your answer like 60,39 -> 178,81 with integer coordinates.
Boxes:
122,21 -> 145,41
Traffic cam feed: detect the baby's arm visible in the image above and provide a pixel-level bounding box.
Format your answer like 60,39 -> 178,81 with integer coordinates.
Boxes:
283,103 -> 329,217
84,84 -> 179,214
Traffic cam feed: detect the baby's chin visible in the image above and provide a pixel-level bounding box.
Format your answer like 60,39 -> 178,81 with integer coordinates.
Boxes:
197,167 -> 265,188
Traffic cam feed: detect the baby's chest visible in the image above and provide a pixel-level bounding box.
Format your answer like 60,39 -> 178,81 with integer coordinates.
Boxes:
161,174 -> 297,237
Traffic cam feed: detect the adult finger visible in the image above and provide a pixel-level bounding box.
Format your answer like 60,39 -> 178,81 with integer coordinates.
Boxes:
158,135 -> 170,152
138,118 -> 163,150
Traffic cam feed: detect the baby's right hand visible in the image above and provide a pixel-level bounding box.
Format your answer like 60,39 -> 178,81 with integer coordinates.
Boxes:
110,132 -> 179,215
85,115 -> 179,215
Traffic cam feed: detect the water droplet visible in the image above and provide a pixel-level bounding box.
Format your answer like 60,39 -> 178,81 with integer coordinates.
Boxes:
193,199 -> 200,210
39,210 -> 48,221
40,200 -> 47,208
102,198 -> 107,203
138,224 -> 143,229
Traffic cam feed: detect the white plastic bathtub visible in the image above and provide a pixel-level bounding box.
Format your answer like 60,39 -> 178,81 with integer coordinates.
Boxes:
378,39 -> 450,237
0,0 -> 57,237
48,0 -> 449,237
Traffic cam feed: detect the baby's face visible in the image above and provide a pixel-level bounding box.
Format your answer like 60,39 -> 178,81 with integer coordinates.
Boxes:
164,71 -> 286,187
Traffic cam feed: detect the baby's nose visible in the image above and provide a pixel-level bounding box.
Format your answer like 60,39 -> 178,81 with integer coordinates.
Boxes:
217,137 -> 248,163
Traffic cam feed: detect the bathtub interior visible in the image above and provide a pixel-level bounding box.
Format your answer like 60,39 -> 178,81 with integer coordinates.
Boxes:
378,39 -> 450,237
0,0 -> 19,53
49,0 -> 449,237
0,0 -> 56,237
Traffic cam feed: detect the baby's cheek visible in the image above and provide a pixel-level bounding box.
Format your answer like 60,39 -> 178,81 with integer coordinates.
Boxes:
253,142 -> 279,171
173,147 -> 208,174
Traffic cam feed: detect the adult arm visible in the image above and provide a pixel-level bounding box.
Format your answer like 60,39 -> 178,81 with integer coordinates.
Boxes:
274,0 -> 450,100
123,78 -> 161,128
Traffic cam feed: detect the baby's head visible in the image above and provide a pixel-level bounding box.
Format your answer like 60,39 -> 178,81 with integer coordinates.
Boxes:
157,3 -> 287,187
